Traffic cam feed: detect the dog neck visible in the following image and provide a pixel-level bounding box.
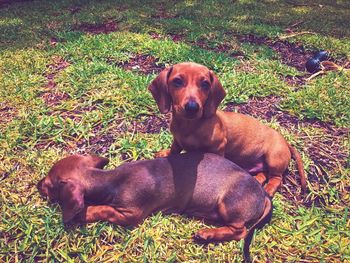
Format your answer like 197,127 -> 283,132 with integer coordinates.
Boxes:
83,168 -> 124,202
171,113 -> 216,134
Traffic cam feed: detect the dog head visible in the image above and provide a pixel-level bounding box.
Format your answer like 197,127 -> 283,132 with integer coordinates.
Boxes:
37,154 -> 109,223
148,62 -> 226,119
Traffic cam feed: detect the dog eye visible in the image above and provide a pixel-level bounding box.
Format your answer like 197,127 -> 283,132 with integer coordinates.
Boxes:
201,80 -> 210,90
172,78 -> 183,88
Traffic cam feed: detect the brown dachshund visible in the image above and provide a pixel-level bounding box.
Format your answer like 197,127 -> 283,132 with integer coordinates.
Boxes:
148,62 -> 307,197
37,153 -> 272,262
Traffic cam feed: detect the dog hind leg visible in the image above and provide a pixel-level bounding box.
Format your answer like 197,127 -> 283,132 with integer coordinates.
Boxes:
76,205 -> 143,226
254,172 -> 268,185
193,223 -> 247,242
264,174 -> 282,197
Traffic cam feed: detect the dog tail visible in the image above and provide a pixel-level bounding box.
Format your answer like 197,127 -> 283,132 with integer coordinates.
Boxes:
288,144 -> 307,193
243,196 -> 273,263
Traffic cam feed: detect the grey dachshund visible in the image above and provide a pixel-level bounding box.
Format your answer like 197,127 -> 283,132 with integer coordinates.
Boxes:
37,152 -> 272,262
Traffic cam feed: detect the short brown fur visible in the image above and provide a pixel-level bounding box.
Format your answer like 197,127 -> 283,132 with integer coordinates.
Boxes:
148,62 -> 307,197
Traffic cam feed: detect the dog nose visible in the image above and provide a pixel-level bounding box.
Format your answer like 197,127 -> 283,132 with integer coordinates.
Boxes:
185,101 -> 199,114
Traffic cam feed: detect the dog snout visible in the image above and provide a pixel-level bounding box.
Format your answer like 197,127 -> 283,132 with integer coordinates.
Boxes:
185,101 -> 200,114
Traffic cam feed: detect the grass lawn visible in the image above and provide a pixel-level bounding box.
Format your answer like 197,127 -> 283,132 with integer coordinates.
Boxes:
1,0 -> 349,262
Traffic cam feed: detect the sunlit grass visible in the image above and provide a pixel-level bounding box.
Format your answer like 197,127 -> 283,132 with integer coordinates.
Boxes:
1,0 -> 349,262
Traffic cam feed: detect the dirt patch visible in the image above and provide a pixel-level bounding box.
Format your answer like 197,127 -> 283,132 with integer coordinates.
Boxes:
150,32 -> 243,57
74,114 -> 169,155
73,21 -> 118,35
340,59 -> 350,69
68,6 -> 81,14
34,107 -> 170,156
113,54 -> 166,75
169,34 -> 185,42
76,130 -> 116,155
226,96 -> 343,131
46,21 -> 63,31
195,41 -> 234,56
194,40 -> 245,58
39,56 -> 70,106
225,96 -> 349,205
150,32 -> 185,43
149,32 -> 306,86
133,114 -> 170,134
280,75 -> 306,86
149,32 -> 347,85
44,56 -> 70,88
73,113 -> 125,155
237,34 -> 312,72
0,0 -> 32,8
0,104 -> 17,126
269,40 -> 311,71
41,92 -> 70,107
234,60 -> 257,73
150,32 -> 163,40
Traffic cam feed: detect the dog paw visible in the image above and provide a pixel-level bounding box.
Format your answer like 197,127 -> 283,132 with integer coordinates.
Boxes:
155,149 -> 171,158
264,186 -> 275,198
193,233 -> 207,243
193,230 -> 212,244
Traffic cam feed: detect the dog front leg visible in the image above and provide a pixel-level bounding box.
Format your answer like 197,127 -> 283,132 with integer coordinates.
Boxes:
254,172 -> 267,185
75,205 -> 143,226
155,139 -> 182,158
264,174 -> 282,197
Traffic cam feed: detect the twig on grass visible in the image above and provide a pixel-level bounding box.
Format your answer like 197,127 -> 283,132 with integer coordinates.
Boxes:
279,31 -> 315,40
306,61 -> 350,81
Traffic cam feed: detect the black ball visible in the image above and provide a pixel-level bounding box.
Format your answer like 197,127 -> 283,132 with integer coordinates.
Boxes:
313,50 -> 329,61
305,58 -> 321,73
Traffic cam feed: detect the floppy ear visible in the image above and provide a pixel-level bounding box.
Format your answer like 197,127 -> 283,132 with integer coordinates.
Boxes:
148,67 -> 173,114
59,181 -> 84,224
89,155 -> 109,169
37,177 -> 56,201
37,177 -> 49,197
203,71 -> 226,118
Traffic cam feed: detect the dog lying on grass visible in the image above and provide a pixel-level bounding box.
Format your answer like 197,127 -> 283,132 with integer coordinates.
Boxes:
148,62 -> 307,197
37,152 -> 272,262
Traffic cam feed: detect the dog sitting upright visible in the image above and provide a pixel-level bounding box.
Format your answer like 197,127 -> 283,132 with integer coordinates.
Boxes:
37,153 -> 272,262
148,62 -> 307,197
